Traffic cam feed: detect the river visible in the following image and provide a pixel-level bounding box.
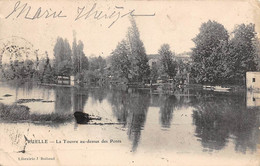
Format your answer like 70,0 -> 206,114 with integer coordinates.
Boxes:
0,82 -> 259,166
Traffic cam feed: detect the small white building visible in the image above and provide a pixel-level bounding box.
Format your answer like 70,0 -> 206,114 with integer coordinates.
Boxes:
246,72 -> 260,91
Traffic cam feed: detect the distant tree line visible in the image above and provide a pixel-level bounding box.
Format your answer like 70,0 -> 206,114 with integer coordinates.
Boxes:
0,18 -> 259,86
43,33 -> 107,85
0,33 -> 107,86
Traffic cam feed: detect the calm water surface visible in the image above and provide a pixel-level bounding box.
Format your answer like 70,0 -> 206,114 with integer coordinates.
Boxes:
0,82 -> 259,165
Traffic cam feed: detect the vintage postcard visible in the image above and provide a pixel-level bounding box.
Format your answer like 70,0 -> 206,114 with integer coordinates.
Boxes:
0,0 -> 260,165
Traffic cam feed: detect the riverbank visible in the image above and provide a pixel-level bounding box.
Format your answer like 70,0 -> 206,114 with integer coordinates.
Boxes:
37,82 -> 248,96
0,102 -> 74,124
2,80 -> 247,93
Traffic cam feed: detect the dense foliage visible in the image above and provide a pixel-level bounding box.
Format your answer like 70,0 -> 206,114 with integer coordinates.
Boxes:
191,21 -> 259,84
0,19 -> 259,87
110,18 -> 150,83
158,44 -> 177,79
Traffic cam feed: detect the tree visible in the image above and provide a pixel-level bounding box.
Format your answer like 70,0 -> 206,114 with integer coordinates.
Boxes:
53,37 -> 72,76
78,40 -> 89,71
158,44 -> 177,79
110,40 -> 132,82
24,59 -> 34,78
72,32 -> 78,75
208,40 -> 233,84
150,62 -> 159,84
191,20 -> 229,84
228,23 -> 258,83
89,56 -> 106,72
79,56 -> 107,86
253,37 -> 260,71
0,43 -> 39,80
127,17 -> 150,82
191,21 -> 259,85
72,32 -> 89,75
42,52 -> 54,83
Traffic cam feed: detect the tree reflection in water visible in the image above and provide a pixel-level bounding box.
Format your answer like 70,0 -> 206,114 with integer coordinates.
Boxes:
55,87 -> 89,113
72,87 -> 89,113
192,92 -> 259,153
55,87 -> 73,113
51,83 -> 260,154
108,89 -> 150,152
89,88 -> 108,103
159,95 -> 177,128
108,89 -> 259,153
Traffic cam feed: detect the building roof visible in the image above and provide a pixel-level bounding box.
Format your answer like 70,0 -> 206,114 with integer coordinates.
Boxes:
147,52 -> 192,61
246,71 -> 260,74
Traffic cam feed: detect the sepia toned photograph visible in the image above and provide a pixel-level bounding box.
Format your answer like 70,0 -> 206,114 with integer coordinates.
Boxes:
0,0 -> 260,165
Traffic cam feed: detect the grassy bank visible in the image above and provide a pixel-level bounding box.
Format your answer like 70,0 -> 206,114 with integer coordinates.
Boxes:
0,103 -> 74,123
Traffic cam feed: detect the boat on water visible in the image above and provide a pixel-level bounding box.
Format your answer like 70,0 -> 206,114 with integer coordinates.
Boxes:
203,85 -> 231,92
203,85 -> 214,90
213,86 -> 231,92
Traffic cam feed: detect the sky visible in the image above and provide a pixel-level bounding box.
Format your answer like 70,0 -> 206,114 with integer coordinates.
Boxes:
0,0 -> 259,61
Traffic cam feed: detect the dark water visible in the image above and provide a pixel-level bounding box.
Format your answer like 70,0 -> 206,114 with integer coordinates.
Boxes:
0,82 -> 259,155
